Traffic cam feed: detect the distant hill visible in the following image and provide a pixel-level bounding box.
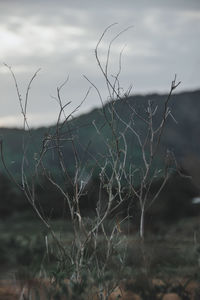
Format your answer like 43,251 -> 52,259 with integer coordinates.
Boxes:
0,89 -> 200,182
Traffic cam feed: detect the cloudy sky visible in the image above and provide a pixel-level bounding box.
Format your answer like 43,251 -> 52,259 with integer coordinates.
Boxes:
0,0 -> 199,128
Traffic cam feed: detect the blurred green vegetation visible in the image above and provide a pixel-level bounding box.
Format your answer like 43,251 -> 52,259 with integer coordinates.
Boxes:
0,215 -> 200,281
0,90 -> 200,221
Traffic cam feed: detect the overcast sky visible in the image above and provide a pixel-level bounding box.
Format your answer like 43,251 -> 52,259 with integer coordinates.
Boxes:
0,0 -> 200,128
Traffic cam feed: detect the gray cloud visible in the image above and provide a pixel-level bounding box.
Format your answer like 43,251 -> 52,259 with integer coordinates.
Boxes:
0,0 -> 199,127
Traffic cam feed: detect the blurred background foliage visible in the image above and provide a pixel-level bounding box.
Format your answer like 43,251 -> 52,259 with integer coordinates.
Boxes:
1,90 -> 200,220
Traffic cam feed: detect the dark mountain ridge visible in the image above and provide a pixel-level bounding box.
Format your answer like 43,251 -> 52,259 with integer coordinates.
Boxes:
0,89 -> 200,177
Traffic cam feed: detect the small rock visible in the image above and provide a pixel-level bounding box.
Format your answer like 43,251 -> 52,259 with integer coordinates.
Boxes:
162,293 -> 182,300
109,287 -> 142,300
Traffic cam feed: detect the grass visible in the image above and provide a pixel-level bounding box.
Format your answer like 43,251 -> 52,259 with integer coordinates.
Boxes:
1,215 -> 200,279
0,215 -> 200,299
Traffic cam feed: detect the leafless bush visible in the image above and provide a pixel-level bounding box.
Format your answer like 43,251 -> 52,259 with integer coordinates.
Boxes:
0,24 -> 180,299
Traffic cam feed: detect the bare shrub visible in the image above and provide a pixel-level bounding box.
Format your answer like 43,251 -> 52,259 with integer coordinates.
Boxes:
0,24 -> 180,299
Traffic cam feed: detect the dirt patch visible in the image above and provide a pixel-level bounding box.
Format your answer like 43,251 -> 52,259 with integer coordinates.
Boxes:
0,278 -> 199,300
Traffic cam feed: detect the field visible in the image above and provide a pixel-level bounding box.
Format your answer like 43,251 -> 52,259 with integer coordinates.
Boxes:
0,213 -> 200,299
